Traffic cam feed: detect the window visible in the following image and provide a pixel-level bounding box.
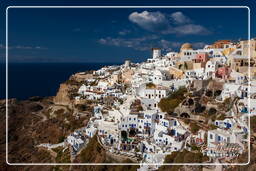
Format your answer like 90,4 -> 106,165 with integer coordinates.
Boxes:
227,137 -> 230,143
210,134 -> 213,139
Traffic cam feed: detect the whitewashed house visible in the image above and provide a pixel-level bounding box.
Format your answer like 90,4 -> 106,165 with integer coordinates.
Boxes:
67,132 -> 85,152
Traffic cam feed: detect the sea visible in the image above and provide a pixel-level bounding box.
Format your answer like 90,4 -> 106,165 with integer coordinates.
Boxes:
0,63 -> 120,100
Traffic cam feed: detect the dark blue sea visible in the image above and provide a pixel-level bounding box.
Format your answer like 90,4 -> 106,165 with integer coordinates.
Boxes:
0,63 -> 119,100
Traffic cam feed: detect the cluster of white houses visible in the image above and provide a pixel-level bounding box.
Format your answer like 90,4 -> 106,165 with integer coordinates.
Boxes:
65,39 -> 256,166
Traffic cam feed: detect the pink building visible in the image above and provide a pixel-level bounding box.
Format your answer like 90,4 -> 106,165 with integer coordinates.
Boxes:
195,53 -> 209,63
215,66 -> 231,79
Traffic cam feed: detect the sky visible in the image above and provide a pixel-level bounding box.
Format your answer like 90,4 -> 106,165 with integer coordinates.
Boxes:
0,0 -> 255,63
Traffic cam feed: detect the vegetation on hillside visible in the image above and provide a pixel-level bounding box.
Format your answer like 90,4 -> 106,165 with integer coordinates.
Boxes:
190,122 -> 201,134
159,150 -> 209,171
158,87 -> 187,113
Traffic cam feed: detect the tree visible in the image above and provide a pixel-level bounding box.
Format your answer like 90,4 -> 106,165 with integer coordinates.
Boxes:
190,123 -> 200,134
194,103 -> 206,113
188,98 -> 194,106
208,108 -> 217,115
214,90 -> 222,96
129,129 -> 137,137
205,90 -> 213,97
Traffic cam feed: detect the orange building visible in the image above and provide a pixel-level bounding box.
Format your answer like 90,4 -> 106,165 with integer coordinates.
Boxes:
212,40 -> 231,49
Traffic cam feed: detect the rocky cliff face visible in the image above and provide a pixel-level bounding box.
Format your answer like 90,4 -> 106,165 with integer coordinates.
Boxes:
53,83 -> 72,106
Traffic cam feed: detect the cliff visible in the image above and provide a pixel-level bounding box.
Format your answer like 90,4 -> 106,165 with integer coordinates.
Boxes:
53,83 -> 72,106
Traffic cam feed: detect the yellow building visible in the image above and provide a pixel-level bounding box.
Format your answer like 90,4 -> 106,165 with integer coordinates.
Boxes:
169,67 -> 184,79
240,38 -> 256,60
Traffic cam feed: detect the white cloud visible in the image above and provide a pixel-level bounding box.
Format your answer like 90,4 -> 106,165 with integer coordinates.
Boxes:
159,39 -> 181,51
170,12 -> 191,24
129,11 -> 169,32
174,24 -> 210,35
128,11 -> 210,35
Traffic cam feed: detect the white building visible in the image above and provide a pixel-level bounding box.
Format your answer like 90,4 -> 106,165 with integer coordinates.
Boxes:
136,84 -> 168,102
66,132 -> 85,152
152,48 -> 161,59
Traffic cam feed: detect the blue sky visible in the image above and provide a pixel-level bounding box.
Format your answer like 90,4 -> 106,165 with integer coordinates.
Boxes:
0,0 -> 255,63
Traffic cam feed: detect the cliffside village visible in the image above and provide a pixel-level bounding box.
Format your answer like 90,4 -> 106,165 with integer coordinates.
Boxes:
41,38 -> 256,169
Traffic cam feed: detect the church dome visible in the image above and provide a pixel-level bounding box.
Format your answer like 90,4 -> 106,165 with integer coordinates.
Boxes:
180,43 -> 193,51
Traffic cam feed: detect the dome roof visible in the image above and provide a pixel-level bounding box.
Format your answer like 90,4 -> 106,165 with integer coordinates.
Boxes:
180,43 -> 193,50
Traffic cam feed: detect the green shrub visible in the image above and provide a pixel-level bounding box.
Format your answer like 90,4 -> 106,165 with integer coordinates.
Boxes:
208,108 -> 217,115
216,114 -> 226,120
194,103 -> 206,113
205,90 -> 213,97
158,98 -> 180,113
158,87 -> 187,113
209,124 -> 218,130
190,123 -> 200,134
